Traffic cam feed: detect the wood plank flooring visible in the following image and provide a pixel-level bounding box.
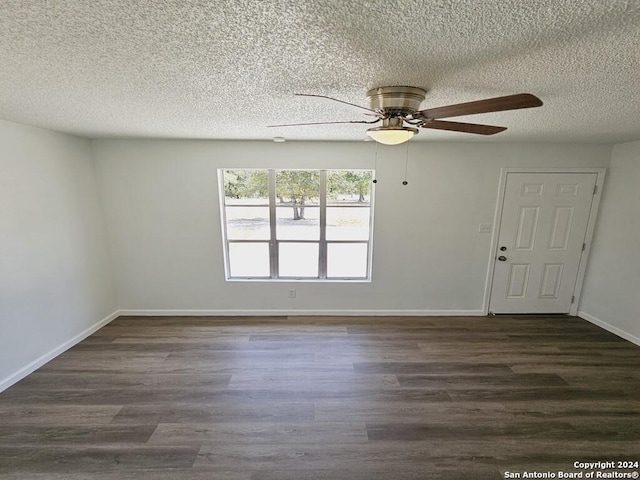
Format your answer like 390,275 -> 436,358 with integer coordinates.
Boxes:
1,315 -> 639,479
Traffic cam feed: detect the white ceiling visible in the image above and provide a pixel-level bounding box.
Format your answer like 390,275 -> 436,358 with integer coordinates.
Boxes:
1,0 -> 639,143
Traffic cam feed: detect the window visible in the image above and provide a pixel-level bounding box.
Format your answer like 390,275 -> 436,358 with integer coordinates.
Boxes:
220,169 -> 374,281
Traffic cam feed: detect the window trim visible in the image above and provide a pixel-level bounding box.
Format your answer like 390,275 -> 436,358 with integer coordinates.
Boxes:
219,168 -> 374,282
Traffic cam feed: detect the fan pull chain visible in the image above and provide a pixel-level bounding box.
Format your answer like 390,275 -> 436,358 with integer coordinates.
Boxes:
402,140 -> 409,186
372,141 -> 378,184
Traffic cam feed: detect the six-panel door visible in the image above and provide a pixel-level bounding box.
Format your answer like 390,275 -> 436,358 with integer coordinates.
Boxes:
489,172 -> 597,314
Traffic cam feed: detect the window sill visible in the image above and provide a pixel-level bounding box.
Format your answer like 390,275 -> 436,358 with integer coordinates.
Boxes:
225,278 -> 372,283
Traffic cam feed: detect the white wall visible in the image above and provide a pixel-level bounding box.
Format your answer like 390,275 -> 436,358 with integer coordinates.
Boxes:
0,120 -> 116,390
579,140 -> 640,344
93,139 -> 611,314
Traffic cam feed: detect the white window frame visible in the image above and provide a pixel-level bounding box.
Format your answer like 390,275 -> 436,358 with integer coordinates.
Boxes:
218,169 -> 375,282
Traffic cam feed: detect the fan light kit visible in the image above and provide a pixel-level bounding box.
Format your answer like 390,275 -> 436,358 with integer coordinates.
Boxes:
365,115 -> 419,145
365,126 -> 417,145
269,86 -> 543,145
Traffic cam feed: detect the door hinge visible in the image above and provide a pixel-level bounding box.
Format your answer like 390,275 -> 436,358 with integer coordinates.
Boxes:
593,185 -> 598,195
582,242 -> 586,251
571,295 -> 575,303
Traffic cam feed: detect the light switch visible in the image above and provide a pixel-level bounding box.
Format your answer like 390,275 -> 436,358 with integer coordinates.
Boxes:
478,223 -> 492,233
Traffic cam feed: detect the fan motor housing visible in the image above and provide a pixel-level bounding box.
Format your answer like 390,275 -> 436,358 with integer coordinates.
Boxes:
367,86 -> 427,115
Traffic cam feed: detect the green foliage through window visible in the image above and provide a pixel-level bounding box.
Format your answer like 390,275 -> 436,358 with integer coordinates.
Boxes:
220,169 -> 374,280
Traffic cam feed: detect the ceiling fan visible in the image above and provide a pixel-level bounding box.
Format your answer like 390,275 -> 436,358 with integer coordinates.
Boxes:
269,86 -> 543,145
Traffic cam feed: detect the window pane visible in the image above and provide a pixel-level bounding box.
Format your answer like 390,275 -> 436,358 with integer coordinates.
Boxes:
225,206 -> 270,240
220,168 -> 374,281
276,206 -> 319,240
279,243 -> 319,277
228,243 -> 270,277
223,170 -> 269,205
326,207 -> 371,240
327,170 -> 372,206
276,170 -> 320,206
327,243 -> 368,278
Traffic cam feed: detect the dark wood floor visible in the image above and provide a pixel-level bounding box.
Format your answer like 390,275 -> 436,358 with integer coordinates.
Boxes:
1,315 -> 640,479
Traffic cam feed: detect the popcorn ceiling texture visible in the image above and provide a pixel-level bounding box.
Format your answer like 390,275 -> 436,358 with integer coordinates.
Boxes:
0,0 -> 639,142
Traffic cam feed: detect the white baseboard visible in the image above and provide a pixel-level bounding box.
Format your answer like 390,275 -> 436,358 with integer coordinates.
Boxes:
578,311 -> 640,347
0,310 -> 121,393
117,309 -> 485,317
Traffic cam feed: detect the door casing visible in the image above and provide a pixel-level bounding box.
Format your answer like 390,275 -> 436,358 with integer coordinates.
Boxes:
482,167 -> 606,316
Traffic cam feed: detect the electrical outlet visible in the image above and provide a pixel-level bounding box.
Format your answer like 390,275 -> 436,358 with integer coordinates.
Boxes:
288,289 -> 296,298
478,223 -> 492,233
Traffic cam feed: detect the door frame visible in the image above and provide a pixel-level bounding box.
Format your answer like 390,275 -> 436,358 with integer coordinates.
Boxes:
482,167 -> 607,316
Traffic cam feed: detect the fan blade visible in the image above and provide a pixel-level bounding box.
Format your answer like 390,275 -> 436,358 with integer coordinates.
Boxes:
268,119 -> 380,128
421,120 -> 507,135
418,93 -> 543,119
295,93 -> 380,115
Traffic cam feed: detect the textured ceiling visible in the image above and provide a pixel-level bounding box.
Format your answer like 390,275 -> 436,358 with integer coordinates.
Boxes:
1,0 -> 639,143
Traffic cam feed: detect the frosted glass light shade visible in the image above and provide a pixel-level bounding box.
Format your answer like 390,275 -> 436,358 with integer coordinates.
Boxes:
366,126 -> 417,145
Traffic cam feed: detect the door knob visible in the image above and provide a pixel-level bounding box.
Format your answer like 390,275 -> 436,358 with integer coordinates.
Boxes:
499,246 -> 507,251
498,256 -> 507,261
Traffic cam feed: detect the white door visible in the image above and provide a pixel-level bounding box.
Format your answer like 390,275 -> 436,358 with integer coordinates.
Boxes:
489,172 -> 597,314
